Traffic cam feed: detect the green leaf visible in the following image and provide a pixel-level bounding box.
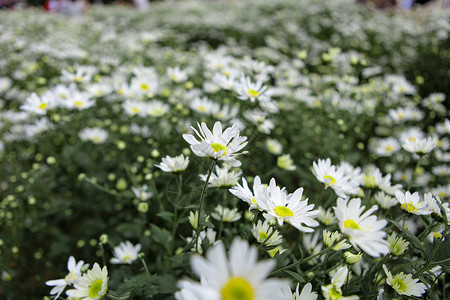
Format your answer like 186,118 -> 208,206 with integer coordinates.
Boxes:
157,211 -> 175,222
285,270 -> 306,284
155,274 -> 178,294
150,224 -> 172,250
431,233 -> 450,262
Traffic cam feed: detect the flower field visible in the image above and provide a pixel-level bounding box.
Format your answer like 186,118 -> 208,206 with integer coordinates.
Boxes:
1,0 -> 449,299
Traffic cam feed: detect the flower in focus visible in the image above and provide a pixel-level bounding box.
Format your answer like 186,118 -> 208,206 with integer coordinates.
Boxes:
176,238 -> 290,300
45,256 -> 85,299
256,178 -> 320,232
402,136 -> 437,156
66,263 -> 108,300
200,165 -> 242,188
251,220 -> 283,246
334,198 -> 389,257
79,127 -> 109,144
395,191 -> 430,215
235,75 -> 272,103
156,154 -> 190,173
182,121 -> 248,167
382,265 -> 427,297
321,266 -> 359,300
110,241 -> 142,265
229,175 -> 264,210
387,233 -> 409,256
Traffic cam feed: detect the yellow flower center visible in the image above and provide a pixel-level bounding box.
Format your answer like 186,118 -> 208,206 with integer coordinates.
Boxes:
385,145 -> 394,152
211,143 -> 227,153
251,197 -> 257,205
38,103 -> 48,110
89,279 -> 104,298
64,271 -> 77,283
438,192 -> 446,199
123,255 -> 132,262
344,219 -> 360,230
132,107 -> 140,114
75,101 -> 83,107
393,278 -> 407,292
58,93 -> 67,99
221,277 -> 254,300
327,284 -> 343,300
258,232 -> 268,241
198,105 -> 206,112
408,137 -> 416,142
92,136 -> 101,143
401,202 -> 418,213
433,232 -> 442,239
273,206 -> 294,218
323,175 -> 337,185
140,83 -> 149,90
74,76 -> 83,83
248,89 -> 259,98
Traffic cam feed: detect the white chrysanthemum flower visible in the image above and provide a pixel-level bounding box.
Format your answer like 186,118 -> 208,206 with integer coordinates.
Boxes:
265,139 -> 283,155
373,137 -> 401,157
398,127 -> 425,144
387,233 -> 409,256
188,211 -> 210,230
383,265 -> 427,297
211,205 -> 241,222
430,185 -> 449,201
167,66 -> 189,83
21,92 -> 56,115
251,220 -> 283,246
187,228 -> 217,254
122,99 -> 148,117
79,127 -> 109,144
374,191 -> 398,209
131,184 -> 152,201
156,154 -> 189,173
45,256 -> 85,299
334,198 -> 389,257
362,166 -> 401,195
190,96 -> 220,115
395,191 -> 431,215
432,165 -> 450,177
436,119 -> 450,135
147,100 -> 170,117
277,154 -> 296,171
312,158 -> 359,198
402,137 -> 437,156
302,231 -> 323,256
182,121 -> 248,167
61,67 -> 95,84
110,241 -> 141,265
282,283 -> 318,300
317,207 -> 337,225
66,263 -> 108,300
256,178 -> 320,232
321,266 -> 359,300
229,176 -> 264,210
235,75 -> 272,103
424,193 -> 450,223
64,91 -> 95,110
178,238 -> 290,300
200,165 -> 242,188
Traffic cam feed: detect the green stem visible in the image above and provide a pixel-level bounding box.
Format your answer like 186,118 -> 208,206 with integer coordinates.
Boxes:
99,243 -> 107,267
271,246 -> 331,275
84,177 -> 118,196
258,223 -> 278,250
141,258 -> 151,280
407,158 -> 422,191
195,160 -> 217,253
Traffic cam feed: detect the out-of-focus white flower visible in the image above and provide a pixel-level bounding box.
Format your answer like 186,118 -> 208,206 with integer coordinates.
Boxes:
251,220 -> 283,246
156,154 -> 189,173
110,241 -> 142,265
21,92 -> 56,115
402,136 -> 437,156
167,66 -> 189,83
200,165 -> 242,188
210,204 -> 241,222
79,127 -> 109,144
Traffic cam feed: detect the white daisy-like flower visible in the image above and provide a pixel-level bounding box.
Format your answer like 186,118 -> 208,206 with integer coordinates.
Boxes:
302,231 -> 323,257
334,198 -> 390,257
122,99 -> 148,117
234,75 -> 272,103
21,92 -> 56,115
382,265 -> 427,297
229,176 -> 264,210
317,206 -> 337,225
61,66 -> 95,84
436,119 -> 450,135
110,241 -> 142,265
424,193 -> 450,223
374,191 -> 398,209
373,137 -> 400,157
66,263 -> 108,300
321,266 -> 359,300
362,166 -> 402,195
147,100 -> 171,117
277,154 -> 296,171
256,178 -> 320,232
387,233 -> 409,256
187,228 -> 217,254
178,238 -> 290,300
156,154 -> 190,173
265,138 -> 283,155
182,121 -> 248,167
64,91 -> 95,110
131,184 -> 152,201
167,66 -> 189,83
211,205 -> 241,222
45,256 -> 85,299
402,137 -> 438,156
79,127 -> 109,144
312,158 -> 359,198
282,283 -> 318,300
200,165 -> 242,188
251,220 -> 283,246
395,191 -> 431,215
